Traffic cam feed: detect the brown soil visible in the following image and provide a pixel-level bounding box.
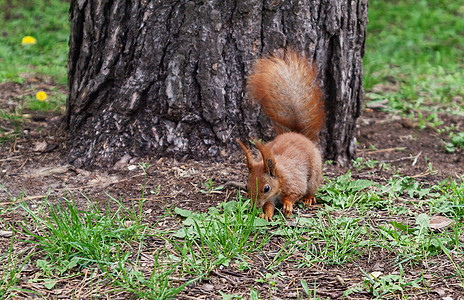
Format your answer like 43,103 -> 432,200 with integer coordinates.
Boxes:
1,80 -> 463,299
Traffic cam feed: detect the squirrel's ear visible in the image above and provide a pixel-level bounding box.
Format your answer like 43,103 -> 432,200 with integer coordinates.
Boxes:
265,158 -> 276,177
254,139 -> 276,177
236,139 -> 254,170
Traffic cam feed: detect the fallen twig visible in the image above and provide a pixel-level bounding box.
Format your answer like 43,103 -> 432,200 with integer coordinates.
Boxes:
359,147 -> 406,154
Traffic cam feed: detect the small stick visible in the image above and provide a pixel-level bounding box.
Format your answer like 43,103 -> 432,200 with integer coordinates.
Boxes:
360,147 -> 406,154
412,151 -> 422,166
211,270 -> 238,286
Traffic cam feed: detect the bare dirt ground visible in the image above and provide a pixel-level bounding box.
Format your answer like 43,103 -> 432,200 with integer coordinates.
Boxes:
1,80 -> 463,299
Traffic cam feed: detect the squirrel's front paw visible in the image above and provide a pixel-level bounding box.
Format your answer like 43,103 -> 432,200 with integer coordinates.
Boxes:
261,202 -> 275,221
258,212 -> 273,221
282,200 -> 293,217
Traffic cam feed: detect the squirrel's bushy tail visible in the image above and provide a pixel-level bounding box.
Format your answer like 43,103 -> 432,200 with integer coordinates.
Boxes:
247,49 -> 325,142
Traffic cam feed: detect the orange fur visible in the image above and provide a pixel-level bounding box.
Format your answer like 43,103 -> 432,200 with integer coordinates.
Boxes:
247,49 -> 325,142
238,49 -> 325,221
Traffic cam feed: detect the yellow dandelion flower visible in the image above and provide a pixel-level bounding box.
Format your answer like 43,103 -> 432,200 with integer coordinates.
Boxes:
22,36 -> 37,45
36,91 -> 48,101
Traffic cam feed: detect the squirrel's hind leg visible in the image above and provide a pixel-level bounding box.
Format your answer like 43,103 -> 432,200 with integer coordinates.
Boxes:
302,195 -> 317,206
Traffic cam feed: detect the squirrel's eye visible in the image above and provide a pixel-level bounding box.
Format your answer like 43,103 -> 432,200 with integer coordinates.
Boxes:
264,185 -> 270,193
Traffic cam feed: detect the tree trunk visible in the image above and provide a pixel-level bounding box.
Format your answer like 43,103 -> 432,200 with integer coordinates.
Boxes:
66,0 -> 368,169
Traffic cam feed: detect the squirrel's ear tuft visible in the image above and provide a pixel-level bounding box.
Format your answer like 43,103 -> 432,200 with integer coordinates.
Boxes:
236,139 -> 254,170
254,139 -> 276,177
266,158 -> 276,177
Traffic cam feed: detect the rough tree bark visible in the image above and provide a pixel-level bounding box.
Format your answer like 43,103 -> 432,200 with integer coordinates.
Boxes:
65,0 -> 368,169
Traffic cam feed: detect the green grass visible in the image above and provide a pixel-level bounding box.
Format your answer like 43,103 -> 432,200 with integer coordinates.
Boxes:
23,88 -> 67,113
20,194 -> 145,271
2,187 -> 195,298
0,0 -> 69,128
1,153 -> 464,298
2,166 -> 462,298
364,0 -> 464,115
0,239 -> 35,298
0,0 -> 70,85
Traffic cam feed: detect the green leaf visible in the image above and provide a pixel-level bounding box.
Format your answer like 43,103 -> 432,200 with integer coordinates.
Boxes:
348,180 -> 376,191
343,285 -> 364,298
273,228 -> 291,236
36,259 -> 53,275
301,279 -> 311,297
250,288 -> 259,300
221,200 -> 239,213
208,207 -> 221,215
253,218 -> 269,227
175,207 -> 195,218
36,259 -> 50,269
43,280 -> 57,289
168,254 -> 181,262
390,221 -> 415,234
445,142 -> 456,153
295,217 -> 316,226
217,254 -> 231,267
173,228 -> 187,238
64,257 -> 80,273
219,291 -> 242,300
183,217 -> 197,226
415,213 -> 430,230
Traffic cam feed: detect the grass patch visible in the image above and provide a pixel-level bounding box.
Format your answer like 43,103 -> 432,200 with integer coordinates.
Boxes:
0,0 -> 69,135
0,0 -> 70,85
23,89 -> 67,113
11,188 -> 196,298
0,239 -> 36,298
0,108 -> 23,141
1,164 -> 463,298
20,193 -> 145,272
364,0 -> 464,115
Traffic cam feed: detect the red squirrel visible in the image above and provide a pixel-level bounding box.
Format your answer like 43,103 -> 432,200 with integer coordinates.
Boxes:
237,49 -> 325,221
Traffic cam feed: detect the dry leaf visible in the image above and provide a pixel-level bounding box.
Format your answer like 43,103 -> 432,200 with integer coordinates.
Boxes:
0,230 -> 13,238
201,284 -> 215,292
88,174 -> 121,188
432,287 -> 446,297
33,141 -> 48,152
33,141 -> 57,153
429,216 -> 454,231
368,271 -> 383,279
113,153 -> 132,170
28,166 -> 70,177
